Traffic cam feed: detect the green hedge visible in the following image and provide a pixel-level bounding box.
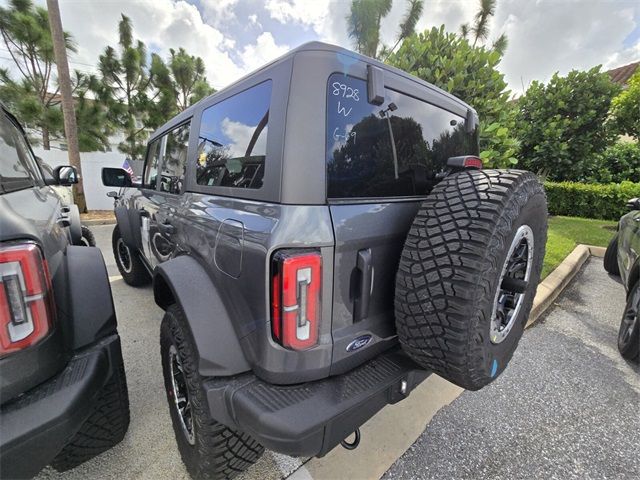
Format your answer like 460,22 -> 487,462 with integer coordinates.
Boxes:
544,181 -> 640,220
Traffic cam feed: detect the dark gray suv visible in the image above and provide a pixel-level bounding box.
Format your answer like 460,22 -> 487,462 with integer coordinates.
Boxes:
0,105 -> 129,478
103,42 -> 547,479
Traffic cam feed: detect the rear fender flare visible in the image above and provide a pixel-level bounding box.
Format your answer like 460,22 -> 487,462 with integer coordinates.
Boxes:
55,245 -> 118,349
153,255 -> 250,377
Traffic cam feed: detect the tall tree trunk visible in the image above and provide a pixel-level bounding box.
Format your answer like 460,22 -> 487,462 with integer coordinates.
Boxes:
42,126 -> 50,150
46,0 -> 86,212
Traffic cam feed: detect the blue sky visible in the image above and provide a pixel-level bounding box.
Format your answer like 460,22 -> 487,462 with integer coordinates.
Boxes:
1,0 -> 638,94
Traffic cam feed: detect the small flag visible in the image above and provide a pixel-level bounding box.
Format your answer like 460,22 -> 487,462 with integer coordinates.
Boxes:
122,159 -> 137,181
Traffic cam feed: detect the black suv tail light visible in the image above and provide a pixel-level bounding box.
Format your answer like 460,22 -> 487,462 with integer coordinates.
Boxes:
271,250 -> 321,350
0,243 -> 54,357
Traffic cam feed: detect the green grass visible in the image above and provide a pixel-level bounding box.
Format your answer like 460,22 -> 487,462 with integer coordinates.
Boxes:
542,216 -> 617,279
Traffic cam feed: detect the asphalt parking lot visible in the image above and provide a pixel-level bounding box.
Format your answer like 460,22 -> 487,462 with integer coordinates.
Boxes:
37,226 -> 639,480
384,257 -> 639,480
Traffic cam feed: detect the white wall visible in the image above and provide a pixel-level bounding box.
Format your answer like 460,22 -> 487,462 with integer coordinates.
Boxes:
33,148 -> 143,211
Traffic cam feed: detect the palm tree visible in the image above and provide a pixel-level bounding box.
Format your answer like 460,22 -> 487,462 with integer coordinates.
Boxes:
347,0 -> 391,58
471,0 -> 496,47
383,0 -> 424,60
347,0 -> 423,60
460,0 -> 508,55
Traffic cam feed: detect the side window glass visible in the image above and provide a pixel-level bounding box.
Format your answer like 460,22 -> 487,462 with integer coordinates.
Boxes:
159,122 -> 190,194
144,138 -> 162,189
196,80 -> 271,189
0,112 -> 39,193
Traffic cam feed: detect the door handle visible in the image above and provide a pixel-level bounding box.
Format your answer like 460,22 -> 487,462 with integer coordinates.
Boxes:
158,220 -> 175,235
354,248 -> 373,322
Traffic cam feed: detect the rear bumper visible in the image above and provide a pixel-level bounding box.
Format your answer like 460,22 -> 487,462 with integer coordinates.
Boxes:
0,334 -> 123,479
205,348 -> 430,457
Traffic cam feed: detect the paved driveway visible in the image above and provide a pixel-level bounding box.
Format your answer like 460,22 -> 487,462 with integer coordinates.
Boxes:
383,258 -> 639,480
37,227 -> 638,480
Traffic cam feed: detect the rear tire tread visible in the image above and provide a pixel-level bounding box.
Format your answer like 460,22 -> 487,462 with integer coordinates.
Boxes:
161,305 -> 264,479
604,234 -> 620,275
51,362 -> 130,471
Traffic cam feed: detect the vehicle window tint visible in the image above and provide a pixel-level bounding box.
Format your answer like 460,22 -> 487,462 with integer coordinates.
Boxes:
144,137 -> 162,189
159,122 -> 190,194
196,80 -> 271,189
326,73 -> 478,199
0,112 -> 40,194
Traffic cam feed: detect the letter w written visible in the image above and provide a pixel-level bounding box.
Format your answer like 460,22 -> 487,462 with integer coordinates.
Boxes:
337,101 -> 352,117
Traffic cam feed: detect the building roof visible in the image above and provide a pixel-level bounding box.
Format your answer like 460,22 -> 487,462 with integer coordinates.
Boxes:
606,61 -> 639,86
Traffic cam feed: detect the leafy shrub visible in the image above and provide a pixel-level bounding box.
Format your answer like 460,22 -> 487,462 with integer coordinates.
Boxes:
544,181 -> 640,220
587,141 -> 640,184
388,26 -> 518,168
517,68 -> 620,181
611,70 -> 640,140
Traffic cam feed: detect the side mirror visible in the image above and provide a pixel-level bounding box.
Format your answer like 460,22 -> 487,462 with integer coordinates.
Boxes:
627,198 -> 640,211
54,165 -> 78,186
106,191 -> 119,198
102,167 -> 132,188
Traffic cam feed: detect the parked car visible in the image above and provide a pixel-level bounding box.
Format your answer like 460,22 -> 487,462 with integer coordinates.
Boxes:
604,197 -> 640,361
0,104 -> 130,478
102,42 -> 547,479
37,159 -> 96,247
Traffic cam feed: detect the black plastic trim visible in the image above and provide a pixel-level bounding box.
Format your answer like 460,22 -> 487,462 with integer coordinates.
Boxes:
153,255 -> 251,377
204,348 -> 430,457
0,334 -> 123,479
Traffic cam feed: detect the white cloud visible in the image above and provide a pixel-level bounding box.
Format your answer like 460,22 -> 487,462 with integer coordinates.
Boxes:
604,41 -> 640,71
48,0 -> 243,89
200,0 -> 239,27
2,0 -> 636,96
265,0 -> 331,34
491,0 -> 639,93
240,32 -> 289,72
221,117 -> 267,157
248,13 -> 262,30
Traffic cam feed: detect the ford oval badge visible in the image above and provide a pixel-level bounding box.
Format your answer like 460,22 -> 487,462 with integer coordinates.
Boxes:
346,335 -> 372,352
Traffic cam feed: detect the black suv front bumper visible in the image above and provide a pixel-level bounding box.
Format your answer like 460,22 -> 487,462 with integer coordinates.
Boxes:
0,334 -> 123,479
205,348 -> 430,457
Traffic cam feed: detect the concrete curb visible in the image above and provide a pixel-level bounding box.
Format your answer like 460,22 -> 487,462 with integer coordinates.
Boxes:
291,243 -> 605,480
526,243 -> 603,328
82,218 -> 116,226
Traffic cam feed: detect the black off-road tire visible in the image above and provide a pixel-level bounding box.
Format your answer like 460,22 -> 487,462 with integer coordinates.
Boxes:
112,225 -> 150,286
51,357 -> 130,471
395,169 -> 547,390
80,225 -> 96,247
618,281 -> 639,362
604,234 -> 620,275
160,304 -> 264,479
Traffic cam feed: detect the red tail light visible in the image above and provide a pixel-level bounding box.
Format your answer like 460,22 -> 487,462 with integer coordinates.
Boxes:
0,243 -> 54,357
447,155 -> 483,169
271,250 -> 322,350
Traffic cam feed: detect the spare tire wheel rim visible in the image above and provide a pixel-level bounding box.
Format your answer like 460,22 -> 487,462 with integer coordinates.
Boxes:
116,238 -> 133,274
490,225 -> 534,344
169,345 -> 195,445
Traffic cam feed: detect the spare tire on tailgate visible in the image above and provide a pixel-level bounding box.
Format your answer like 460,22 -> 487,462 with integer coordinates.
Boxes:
395,169 -> 547,390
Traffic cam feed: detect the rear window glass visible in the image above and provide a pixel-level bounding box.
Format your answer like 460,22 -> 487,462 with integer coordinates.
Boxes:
196,80 -> 271,189
326,74 -> 478,199
0,112 -> 40,194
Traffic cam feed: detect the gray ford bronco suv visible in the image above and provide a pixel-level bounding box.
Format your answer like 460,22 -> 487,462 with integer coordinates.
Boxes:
0,104 -> 130,478
102,42 -> 547,479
